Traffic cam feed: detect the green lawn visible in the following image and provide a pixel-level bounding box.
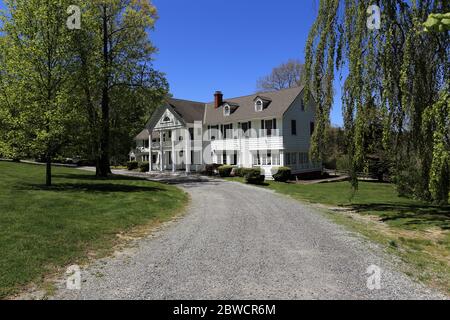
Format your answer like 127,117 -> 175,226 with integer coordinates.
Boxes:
226,177 -> 450,294
0,162 -> 188,298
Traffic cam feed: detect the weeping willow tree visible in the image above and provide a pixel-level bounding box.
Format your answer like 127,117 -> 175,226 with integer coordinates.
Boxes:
304,0 -> 450,204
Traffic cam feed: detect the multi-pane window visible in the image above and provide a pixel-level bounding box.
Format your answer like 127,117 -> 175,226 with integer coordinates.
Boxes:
261,119 -> 277,137
253,152 -> 259,166
224,105 -> 230,116
241,122 -> 251,138
222,124 -> 233,139
273,153 -> 280,165
252,151 -> 280,166
291,120 -> 297,135
285,153 -> 291,165
255,100 -> 263,112
291,153 -> 297,165
209,125 -> 219,140
299,152 -> 309,164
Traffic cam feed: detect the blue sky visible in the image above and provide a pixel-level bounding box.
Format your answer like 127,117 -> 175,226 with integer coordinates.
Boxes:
0,0 -> 344,126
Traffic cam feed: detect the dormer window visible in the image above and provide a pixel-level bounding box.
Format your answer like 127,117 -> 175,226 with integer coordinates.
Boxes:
255,99 -> 263,112
224,104 -> 231,116
254,96 -> 271,111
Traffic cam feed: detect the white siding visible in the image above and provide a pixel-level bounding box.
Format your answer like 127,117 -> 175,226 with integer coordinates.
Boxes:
282,92 -> 316,152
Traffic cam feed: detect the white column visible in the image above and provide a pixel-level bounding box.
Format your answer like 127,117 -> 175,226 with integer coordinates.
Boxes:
159,130 -> 164,172
148,132 -> 152,173
172,130 -> 176,173
185,128 -> 191,173
280,151 -> 285,166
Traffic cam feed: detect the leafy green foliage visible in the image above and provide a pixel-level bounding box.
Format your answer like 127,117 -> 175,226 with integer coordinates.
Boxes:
233,167 -> 246,177
0,0 -> 82,185
244,168 -> 265,185
304,0 -> 450,203
139,161 -> 149,172
0,0 -> 168,182
272,167 -> 292,182
126,161 -> 139,171
218,165 -> 234,177
423,12 -> 450,32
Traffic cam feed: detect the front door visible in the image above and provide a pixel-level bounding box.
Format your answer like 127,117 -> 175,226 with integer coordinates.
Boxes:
165,151 -> 172,169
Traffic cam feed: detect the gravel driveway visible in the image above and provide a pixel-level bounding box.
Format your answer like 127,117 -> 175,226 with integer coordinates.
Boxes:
53,174 -> 445,300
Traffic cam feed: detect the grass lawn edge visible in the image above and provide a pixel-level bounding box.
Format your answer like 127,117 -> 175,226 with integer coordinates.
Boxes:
1,162 -> 190,300
221,176 -> 450,296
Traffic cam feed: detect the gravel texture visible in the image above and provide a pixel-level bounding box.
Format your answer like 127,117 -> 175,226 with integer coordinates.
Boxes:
53,174 -> 446,300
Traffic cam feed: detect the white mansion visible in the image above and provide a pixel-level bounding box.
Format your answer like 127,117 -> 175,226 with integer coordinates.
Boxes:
130,86 -> 322,179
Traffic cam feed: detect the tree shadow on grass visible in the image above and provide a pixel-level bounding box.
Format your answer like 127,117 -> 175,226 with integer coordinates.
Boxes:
350,203 -> 450,230
15,183 -> 165,193
53,173 -> 141,182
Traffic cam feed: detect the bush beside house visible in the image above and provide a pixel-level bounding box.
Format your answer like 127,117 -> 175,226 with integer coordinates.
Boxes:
202,164 -> 221,176
139,162 -> 149,172
218,165 -> 234,177
244,168 -> 265,184
127,161 -> 139,170
272,167 -> 292,182
233,167 -> 246,177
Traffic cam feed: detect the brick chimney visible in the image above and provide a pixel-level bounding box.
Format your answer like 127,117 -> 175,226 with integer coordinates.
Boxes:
214,91 -> 223,109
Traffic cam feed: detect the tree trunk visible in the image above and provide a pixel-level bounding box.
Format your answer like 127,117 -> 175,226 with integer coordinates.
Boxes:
46,156 -> 52,186
97,5 -> 111,177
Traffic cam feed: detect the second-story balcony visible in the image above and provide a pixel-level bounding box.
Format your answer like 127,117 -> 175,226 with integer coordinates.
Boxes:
150,141 -> 171,149
211,129 -> 284,151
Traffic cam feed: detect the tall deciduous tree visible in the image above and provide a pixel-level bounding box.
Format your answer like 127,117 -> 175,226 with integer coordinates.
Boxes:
257,59 -> 304,92
304,0 -> 449,203
0,0 -> 79,186
74,0 -> 164,177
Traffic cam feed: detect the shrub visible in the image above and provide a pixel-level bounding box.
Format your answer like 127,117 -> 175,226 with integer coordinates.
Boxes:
126,161 -> 139,171
272,167 -> 291,182
336,155 -> 351,172
233,167 -> 246,177
244,168 -> 265,184
202,164 -> 222,176
139,162 -> 149,172
218,165 -> 233,177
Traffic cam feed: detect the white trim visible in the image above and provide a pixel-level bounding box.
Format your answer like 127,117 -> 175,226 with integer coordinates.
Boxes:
223,104 -> 231,116
255,99 -> 263,112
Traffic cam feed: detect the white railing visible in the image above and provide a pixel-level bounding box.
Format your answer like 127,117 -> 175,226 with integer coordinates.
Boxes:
210,139 -> 240,151
135,146 -> 149,154
151,141 -> 172,149
248,136 -> 283,151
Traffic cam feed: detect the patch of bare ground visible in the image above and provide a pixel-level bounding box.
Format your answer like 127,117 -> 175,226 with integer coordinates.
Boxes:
316,204 -> 450,269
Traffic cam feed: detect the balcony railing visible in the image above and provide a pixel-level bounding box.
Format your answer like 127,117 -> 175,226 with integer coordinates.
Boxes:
209,129 -> 282,140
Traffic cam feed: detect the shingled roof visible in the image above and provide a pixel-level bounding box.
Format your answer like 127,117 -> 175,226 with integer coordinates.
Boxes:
142,87 -> 305,135
167,98 -> 205,123
204,86 -> 304,125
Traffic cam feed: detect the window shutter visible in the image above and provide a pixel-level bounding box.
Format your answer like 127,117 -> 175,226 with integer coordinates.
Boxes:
273,119 -> 277,129
248,121 -> 251,129
261,120 -> 264,129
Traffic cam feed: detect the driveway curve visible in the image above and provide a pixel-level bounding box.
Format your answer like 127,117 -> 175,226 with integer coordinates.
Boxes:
53,173 -> 445,300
